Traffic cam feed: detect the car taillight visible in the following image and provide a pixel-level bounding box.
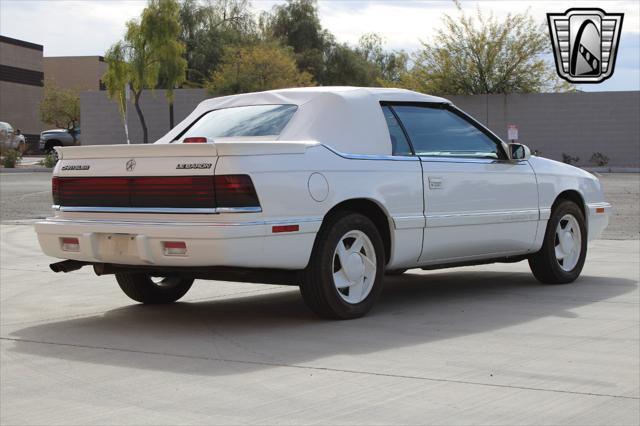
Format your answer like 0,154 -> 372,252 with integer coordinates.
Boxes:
163,241 -> 187,256
183,137 -> 207,143
131,176 -> 214,208
52,176 -> 60,205
59,177 -> 130,207
60,237 -> 80,252
214,175 -> 260,208
52,174 -> 260,210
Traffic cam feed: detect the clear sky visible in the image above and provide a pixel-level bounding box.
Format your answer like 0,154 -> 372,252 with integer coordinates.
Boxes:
1,0 -> 638,92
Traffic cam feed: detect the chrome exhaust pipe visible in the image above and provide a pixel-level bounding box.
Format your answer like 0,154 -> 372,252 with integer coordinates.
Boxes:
49,260 -> 88,273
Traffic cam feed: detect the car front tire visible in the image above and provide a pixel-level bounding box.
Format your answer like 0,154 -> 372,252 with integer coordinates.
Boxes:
300,212 -> 385,319
529,200 -> 587,284
115,273 -> 194,304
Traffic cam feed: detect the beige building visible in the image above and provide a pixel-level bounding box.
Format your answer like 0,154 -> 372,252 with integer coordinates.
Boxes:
0,35 -> 45,146
43,56 -> 107,91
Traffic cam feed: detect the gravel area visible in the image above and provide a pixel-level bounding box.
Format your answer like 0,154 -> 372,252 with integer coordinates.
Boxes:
1,171 -> 638,239
596,173 -> 640,239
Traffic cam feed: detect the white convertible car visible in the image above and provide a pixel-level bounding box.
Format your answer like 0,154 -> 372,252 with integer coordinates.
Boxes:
36,87 -> 611,319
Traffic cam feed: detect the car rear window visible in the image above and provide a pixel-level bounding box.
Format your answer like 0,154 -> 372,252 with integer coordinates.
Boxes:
178,104 -> 298,140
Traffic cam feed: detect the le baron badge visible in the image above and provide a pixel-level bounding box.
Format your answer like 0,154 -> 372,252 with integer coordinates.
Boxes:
547,8 -> 623,83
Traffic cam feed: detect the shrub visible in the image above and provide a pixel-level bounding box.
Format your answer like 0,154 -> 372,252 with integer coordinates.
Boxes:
562,153 -> 579,165
590,152 -> 610,167
39,152 -> 57,168
2,149 -> 21,168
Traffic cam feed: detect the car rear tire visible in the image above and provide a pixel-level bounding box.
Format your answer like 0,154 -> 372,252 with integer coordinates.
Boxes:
44,141 -> 62,160
115,273 -> 194,304
300,212 -> 385,319
528,200 -> 587,284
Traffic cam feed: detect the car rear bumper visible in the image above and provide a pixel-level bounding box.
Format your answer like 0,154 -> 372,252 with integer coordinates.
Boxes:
35,217 -> 321,269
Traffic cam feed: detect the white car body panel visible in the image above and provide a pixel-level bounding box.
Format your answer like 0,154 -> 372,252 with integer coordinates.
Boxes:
528,155 -> 611,242
419,157 -> 539,263
35,87 -> 610,273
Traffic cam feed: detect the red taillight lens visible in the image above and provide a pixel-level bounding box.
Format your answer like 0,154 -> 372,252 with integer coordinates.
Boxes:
55,176 -> 214,208
131,177 -> 214,208
60,237 -> 80,252
163,241 -> 187,256
59,177 -> 130,207
53,174 -> 259,210
214,175 -> 260,208
183,137 -> 207,144
52,176 -> 60,205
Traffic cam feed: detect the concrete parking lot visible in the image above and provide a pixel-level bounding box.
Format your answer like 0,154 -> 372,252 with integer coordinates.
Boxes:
1,172 -> 639,425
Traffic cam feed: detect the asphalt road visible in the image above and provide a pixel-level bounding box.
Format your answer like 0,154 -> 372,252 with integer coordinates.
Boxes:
1,226 -> 638,424
1,171 -> 639,424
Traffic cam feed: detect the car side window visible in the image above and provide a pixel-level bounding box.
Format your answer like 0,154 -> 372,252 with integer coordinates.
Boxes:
381,106 -> 413,156
392,105 -> 501,159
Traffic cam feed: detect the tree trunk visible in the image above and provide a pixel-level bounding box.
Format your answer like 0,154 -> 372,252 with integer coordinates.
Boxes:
133,90 -> 148,144
169,101 -> 175,129
68,127 -> 77,144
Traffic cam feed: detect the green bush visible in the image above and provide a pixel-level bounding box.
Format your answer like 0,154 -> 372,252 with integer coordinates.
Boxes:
39,152 -> 57,168
2,149 -> 21,168
590,152 -> 610,167
562,153 -> 579,165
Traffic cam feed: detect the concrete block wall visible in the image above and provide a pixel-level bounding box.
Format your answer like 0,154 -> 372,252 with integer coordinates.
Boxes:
80,88 -> 208,145
449,91 -> 640,168
81,89 -> 640,167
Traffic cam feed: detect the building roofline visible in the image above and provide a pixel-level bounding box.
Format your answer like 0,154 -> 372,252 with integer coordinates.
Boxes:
43,55 -> 105,60
0,35 -> 43,51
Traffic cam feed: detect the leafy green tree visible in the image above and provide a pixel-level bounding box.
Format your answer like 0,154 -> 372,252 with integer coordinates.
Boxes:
404,2 -> 572,95
179,0 -> 255,86
357,33 -> 409,84
104,0 -> 186,143
144,0 -> 187,128
263,0 -> 330,83
206,42 -> 314,95
39,79 -> 80,142
323,43 -> 378,86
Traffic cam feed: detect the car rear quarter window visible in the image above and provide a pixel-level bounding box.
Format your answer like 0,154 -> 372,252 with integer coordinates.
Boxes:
392,105 -> 500,159
178,104 -> 298,140
381,106 -> 413,156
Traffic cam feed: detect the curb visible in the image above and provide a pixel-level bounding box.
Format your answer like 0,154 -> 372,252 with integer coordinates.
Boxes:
0,168 -> 53,173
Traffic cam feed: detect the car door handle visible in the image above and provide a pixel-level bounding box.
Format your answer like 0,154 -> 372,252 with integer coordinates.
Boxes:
428,177 -> 443,190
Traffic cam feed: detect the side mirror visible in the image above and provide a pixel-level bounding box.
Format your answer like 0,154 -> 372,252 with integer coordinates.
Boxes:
509,143 -> 531,161
15,129 -> 21,135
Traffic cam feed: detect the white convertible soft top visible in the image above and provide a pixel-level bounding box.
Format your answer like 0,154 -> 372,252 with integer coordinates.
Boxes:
155,87 -> 451,155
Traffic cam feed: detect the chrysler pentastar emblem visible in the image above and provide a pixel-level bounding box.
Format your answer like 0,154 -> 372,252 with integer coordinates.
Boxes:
125,158 -> 136,171
547,8 -> 624,83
